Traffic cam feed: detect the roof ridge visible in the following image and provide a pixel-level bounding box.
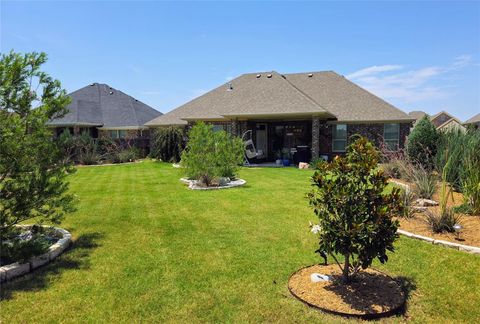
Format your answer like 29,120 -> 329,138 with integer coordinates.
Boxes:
278,72 -> 335,118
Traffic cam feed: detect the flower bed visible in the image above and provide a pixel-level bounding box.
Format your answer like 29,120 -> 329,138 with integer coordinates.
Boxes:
0,226 -> 72,282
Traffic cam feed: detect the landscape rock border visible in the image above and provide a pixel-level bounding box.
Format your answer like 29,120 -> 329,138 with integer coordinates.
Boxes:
0,226 -> 72,283
397,229 -> 480,254
180,177 -> 246,190
389,180 -> 480,255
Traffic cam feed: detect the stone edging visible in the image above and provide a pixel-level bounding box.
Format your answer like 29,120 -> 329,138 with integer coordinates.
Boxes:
0,226 -> 72,283
397,229 -> 480,255
180,178 -> 246,190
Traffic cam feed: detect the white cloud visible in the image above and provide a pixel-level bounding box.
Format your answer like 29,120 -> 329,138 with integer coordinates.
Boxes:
346,55 -> 474,103
346,65 -> 403,79
452,54 -> 472,68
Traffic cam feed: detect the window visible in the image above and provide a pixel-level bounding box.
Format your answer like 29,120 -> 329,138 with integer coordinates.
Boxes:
332,124 -> 347,152
384,123 -> 400,151
108,130 -> 128,139
118,130 -> 127,138
212,124 -> 224,132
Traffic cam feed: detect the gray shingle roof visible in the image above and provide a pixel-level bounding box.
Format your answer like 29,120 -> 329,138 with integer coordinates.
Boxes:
284,71 -> 413,122
409,110 -> 428,121
145,71 -> 413,126
465,113 -> 480,124
49,83 -> 162,128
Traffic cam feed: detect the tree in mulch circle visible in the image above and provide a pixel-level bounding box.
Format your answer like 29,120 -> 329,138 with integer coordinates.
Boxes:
0,51 -> 77,262
307,136 -> 402,283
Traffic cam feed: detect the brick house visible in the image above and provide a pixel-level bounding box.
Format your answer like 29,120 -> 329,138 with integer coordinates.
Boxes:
48,83 -> 162,152
145,71 -> 414,162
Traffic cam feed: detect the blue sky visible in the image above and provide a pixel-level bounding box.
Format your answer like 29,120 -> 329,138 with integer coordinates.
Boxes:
1,1 -> 479,119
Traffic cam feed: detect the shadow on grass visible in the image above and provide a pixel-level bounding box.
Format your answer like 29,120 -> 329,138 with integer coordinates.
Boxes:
0,232 -> 104,301
322,272 -> 416,319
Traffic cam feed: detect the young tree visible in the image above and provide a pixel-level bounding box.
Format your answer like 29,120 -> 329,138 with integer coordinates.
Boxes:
308,136 -> 401,282
0,51 -> 76,242
181,122 -> 244,186
407,116 -> 439,170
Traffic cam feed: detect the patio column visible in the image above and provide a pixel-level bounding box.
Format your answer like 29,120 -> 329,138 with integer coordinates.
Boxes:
231,119 -> 238,136
311,117 -> 320,160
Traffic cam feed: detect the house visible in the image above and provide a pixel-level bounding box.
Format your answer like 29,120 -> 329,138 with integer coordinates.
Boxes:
408,111 -> 429,127
464,113 -> 480,129
145,71 -> 414,162
48,83 -> 162,151
429,111 -> 465,132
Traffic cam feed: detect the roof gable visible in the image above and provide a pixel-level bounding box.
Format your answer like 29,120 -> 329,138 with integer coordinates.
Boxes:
465,113 -> 480,124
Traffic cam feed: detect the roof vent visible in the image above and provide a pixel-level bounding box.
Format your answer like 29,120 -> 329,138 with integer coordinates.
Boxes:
90,83 -> 95,86
308,73 -> 313,77
267,74 -> 272,78
256,74 -> 261,78
109,91 -> 114,95
227,83 -> 233,91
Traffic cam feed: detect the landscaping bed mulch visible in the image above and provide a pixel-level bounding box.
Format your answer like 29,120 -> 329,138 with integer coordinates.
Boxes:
391,178 -> 480,248
288,264 -> 406,319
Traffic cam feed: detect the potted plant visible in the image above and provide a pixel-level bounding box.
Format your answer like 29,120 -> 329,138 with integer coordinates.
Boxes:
281,148 -> 291,166
275,150 -> 283,166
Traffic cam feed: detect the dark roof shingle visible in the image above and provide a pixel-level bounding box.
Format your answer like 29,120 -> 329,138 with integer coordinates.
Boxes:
49,83 -> 162,128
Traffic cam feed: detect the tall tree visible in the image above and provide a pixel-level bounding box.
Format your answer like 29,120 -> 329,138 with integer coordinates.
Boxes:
0,51 -> 76,241
407,116 -> 439,170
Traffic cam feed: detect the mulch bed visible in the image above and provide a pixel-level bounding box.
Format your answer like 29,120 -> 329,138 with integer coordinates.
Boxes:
288,264 -> 406,319
392,178 -> 480,247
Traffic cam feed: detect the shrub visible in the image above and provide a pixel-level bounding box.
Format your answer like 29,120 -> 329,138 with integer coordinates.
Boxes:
115,147 -> 139,163
150,126 -> 185,162
436,129 -> 480,213
308,136 -> 401,282
410,164 -> 437,199
425,208 -> 460,233
407,116 -> 439,170
426,158 -> 461,233
398,186 -> 417,218
381,162 -> 402,179
214,130 -> 244,178
181,122 -> 244,186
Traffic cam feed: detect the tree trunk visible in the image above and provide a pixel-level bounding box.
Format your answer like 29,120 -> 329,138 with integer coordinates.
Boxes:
342,253 -> 350,283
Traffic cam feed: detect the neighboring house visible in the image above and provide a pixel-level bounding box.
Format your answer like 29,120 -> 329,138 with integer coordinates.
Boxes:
48,83 -> 162,151
146,71 -> 414,162
408,110 -> 429,127
464,113 -> 480,129
430,111 -> 465,132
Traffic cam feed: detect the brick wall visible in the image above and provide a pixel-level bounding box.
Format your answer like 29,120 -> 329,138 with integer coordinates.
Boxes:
318,122 -> 412,160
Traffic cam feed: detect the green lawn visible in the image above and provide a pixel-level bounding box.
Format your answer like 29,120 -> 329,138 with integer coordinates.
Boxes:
1,161 -> 479,323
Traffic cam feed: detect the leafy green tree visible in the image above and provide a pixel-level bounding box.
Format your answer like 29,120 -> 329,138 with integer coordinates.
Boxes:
150,126 -> 185,163
181,122 -> 244,186
407,116 -> 439,170
308,136 -> 401,282
0,51 -> 76,243
214,130 -> 244,178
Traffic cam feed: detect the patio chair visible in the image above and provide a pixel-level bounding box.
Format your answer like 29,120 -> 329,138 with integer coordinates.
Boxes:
242,130 -> 264,165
